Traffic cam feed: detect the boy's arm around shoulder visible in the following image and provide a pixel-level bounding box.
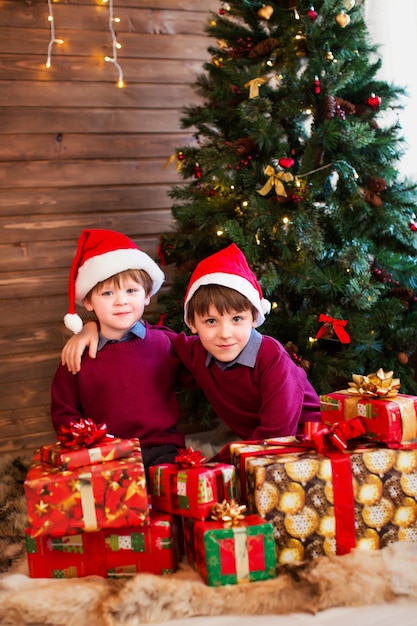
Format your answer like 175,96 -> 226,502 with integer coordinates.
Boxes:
61,321 -> 99,374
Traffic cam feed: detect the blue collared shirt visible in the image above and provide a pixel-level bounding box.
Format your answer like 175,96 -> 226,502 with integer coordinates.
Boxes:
205,328 -> 262,370
97,320 -> 146,351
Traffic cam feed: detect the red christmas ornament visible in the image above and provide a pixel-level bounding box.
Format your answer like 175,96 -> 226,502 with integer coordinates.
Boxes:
194,163 -> 203,178
314,75 -> 320,94
366,93 -> 381,110
177,151 -> 185,161
410,221 -> 417,232
278,157 -> 295,169
307,7 -> 318,21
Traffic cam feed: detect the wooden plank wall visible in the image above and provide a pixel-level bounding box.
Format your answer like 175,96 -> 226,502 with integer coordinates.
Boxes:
0,0 -> 217,455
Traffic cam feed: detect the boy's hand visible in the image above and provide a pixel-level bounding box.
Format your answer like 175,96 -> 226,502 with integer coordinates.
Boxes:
61,321 -> 99,374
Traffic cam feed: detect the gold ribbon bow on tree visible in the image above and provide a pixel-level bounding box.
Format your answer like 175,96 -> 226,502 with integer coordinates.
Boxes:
244,76 -> 269,99
211,499 -> 247,527
347,368 -> 400,398
257,165 -> 294,198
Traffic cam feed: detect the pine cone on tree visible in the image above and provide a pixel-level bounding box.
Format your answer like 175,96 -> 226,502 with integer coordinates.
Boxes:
249,38 -> 278,59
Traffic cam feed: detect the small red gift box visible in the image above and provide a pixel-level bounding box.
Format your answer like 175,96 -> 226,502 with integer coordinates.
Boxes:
192,514 -> 276,586
149,456 -> 236,520
320,390 -> 417,443
25,511 -> 178,578
40,437 -> 141,470
24,448 -> 150,537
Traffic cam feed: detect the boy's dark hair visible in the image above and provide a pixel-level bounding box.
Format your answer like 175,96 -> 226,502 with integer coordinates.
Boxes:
186,284 -> 258,325
85,269 -> 153,302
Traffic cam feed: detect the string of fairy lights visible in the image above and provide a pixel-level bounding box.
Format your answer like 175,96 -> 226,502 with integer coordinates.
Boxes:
45,0 -> 125,88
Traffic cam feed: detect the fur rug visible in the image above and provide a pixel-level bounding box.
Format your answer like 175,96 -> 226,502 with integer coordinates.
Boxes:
1,454 -> 417,626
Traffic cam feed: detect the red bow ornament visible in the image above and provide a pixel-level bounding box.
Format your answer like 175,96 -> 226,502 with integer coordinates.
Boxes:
316,313 -> 351,343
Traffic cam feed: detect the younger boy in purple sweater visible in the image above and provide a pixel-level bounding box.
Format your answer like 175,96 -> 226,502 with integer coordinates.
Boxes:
51,229 -> 188,481
61,243 -> 321,442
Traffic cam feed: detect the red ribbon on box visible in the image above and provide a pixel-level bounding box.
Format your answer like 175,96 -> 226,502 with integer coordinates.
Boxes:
316,313 -> 351,343
56,418 -> 113,449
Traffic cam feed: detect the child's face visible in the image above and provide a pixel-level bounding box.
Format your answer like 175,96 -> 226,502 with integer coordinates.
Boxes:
189,304 -> 257,362
84,275 -> 150,339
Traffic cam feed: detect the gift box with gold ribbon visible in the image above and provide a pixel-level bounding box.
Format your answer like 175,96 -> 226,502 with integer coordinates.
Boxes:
242,433 -> 417,565
24,447 -> 150,537
192,500 -> 276,586
320,370 -> 417,443
25,510 -> 178,578
149,447 -> 236,520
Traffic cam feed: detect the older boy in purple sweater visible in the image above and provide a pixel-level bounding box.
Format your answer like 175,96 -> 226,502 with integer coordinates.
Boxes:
61,243 -> 321,442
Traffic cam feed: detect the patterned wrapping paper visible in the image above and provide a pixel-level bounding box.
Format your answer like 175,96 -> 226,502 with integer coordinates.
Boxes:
24,449 -> 150,537
25,511 -> 178,578
320,391 -> 417,443
243,445 -> 417,565
39,437 -> 141,470
149,462 -> 236,520
192,514 -> 277,586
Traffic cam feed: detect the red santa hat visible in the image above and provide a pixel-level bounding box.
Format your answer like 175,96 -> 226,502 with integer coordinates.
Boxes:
64,229 -> 165,334
184,243 -> 271,328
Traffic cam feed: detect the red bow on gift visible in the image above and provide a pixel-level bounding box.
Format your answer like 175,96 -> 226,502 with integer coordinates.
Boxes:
316,314 -> 351,344
175,446 -> 207,467
302,417 -> 366,453
56,418 -> 111,448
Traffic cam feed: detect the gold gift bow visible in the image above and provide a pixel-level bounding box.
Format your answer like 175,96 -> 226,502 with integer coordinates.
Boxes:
258,165 -> 294,197
346,368 -> 400,398
244,76 -> 269,99
211,499 -> 247,527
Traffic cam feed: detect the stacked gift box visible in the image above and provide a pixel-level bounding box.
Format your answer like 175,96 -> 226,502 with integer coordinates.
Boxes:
148,447 -> 277,586
24,419 -> 179,578
228,413 -> 417,566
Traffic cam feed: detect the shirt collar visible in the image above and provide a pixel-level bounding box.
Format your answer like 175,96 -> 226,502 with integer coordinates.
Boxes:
205,328 -> 262,370
97,320 -> 146,351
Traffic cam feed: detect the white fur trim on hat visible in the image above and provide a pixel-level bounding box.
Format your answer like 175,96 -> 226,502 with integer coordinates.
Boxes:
184,271 -> 270,328
75,248 -> 164,304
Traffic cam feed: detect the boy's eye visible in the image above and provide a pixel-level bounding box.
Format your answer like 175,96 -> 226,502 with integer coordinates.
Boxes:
127,288 -> 137,294
206,318 -> 216,325
233,316 -> 242,322
102,290 -> 113,296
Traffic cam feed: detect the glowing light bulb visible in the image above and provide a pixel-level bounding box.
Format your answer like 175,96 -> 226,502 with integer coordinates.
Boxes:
105,0 -> 125,87
46,0 -> 64,69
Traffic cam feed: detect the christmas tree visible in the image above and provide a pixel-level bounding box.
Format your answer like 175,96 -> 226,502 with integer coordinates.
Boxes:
158,0 -> 417,402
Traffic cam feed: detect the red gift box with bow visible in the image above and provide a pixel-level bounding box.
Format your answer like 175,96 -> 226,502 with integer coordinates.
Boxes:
40,419 -> 141,470
24,446 -> 150,537
25,510 -> 178,578
149,447 -> 237,520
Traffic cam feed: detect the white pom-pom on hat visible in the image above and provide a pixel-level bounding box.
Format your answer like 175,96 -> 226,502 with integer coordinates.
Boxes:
184,243 -> 271,328
64,229 -> 165,334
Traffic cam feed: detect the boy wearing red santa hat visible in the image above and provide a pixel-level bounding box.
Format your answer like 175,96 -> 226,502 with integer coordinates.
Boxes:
51,229 -> 189,482
61,242 -> 321,442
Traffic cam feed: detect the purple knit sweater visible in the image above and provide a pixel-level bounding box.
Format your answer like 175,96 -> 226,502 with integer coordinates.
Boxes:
171,331 -> 321,440
51,325 -> 186,449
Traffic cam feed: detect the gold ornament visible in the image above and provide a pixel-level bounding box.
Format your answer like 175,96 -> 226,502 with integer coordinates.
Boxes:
254,481 -> 279,516
357,528 -> 380,551
335,12 -> 351,27
317,507 -> 336,538
362,497 -> 395,530
363,449 -> 397,476
342,0 -> 355,10
392,497 -> 417,528
400,471 -> 417,497
357,475 -> 383,506
278,538 -> 304,564
395,450 -> 417,474
285,458 -> 320,484
257,5 -> 274,20
278,482 -> 305,514
284,506 -> 319,540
